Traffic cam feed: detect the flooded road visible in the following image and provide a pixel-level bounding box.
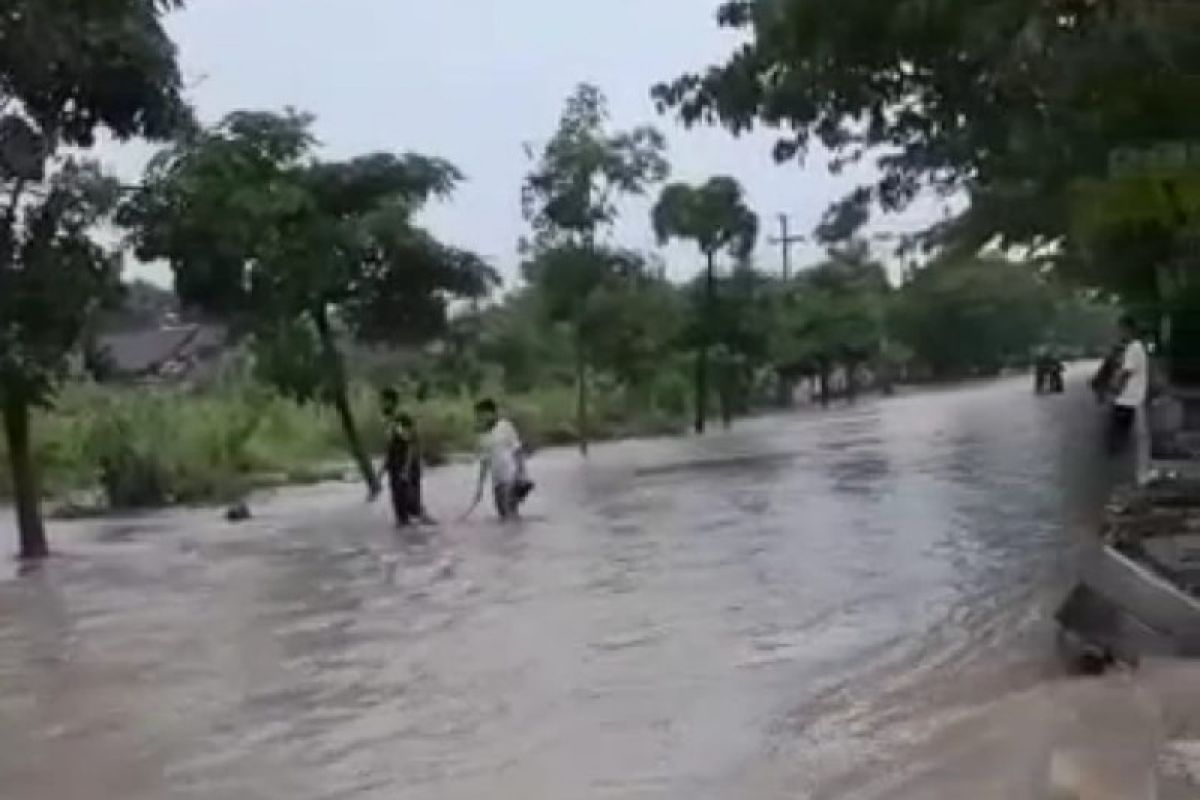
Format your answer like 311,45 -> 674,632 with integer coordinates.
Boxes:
0,372 -> 1149,799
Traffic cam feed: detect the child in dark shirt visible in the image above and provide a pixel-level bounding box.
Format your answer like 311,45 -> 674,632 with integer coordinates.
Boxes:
378,389 -> 433,527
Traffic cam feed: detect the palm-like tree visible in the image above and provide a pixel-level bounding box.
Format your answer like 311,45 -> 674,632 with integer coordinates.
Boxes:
652,177 -> 758,433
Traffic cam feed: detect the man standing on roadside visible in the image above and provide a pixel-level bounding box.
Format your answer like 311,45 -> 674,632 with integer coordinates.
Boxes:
1107,315 -> 1150,456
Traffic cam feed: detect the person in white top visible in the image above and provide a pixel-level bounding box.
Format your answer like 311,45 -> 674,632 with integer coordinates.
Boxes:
470,398 -> 534,520
1107,315 -> 1149,454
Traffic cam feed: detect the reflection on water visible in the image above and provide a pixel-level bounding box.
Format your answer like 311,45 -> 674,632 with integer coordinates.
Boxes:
0,371 -> 1177,799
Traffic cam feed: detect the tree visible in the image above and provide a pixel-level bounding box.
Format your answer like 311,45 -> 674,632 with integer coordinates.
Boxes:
893,256 -> 1055,379
469,296 -> 547,394
1065,161 -> 1200,382
764,250 -> 889,405
1049,290 -> 1120,359
0,0 -> 188,558
523,83 -> 669,453
446,261 -> 681,412
587,269 -> 685,403
654,2 -> 1200,302
122,110 -> 495,495
652,177 -> 758,432
704,265 -> 774,423
520,243 -> 640,443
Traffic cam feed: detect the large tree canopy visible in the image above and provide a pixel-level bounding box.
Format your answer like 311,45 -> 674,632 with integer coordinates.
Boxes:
124,111 -> 492,332
0,0 -> 188,149
654,1 -> 1200,266
652,177 -> 758,260
122,109 -> 496,493
893,255 -> 1055,379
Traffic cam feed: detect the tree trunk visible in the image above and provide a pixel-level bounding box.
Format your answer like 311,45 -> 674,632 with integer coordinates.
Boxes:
775,371 -> 795,408
3,391 -> 49,560
695,252 -> 715,434
877,357 -> 895,396
575,327 -> 589,456
719,384 -> 732,429
846,363 -> 859,404
312,307 -> 380,496
716,358 -> 735,429
818,365 -> 831,407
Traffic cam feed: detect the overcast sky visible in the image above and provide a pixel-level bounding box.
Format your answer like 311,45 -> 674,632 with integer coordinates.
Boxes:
106,0 -> 948,286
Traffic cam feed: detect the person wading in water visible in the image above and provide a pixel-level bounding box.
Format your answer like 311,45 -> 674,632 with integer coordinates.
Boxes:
375,388 -> 434,527
464,398 -> 534,522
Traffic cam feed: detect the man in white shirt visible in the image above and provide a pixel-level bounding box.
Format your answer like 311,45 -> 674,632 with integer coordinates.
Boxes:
471,398 -> 533,520
1108,315 -> 1149,455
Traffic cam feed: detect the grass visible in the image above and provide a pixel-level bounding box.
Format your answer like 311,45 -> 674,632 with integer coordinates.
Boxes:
0,379 -> 689,512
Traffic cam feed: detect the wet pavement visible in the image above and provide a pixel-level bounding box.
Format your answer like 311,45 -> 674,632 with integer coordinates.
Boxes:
0,370 -> 1177,799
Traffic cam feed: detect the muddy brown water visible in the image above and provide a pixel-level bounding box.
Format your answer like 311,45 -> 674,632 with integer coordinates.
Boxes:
0,371 -> 1175,799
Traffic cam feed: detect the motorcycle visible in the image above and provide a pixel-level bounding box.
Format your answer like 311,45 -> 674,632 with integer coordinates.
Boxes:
1034,360 -> 1065,394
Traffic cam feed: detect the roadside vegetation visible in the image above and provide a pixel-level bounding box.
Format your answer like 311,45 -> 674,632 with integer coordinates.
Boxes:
0,379 -> 682,513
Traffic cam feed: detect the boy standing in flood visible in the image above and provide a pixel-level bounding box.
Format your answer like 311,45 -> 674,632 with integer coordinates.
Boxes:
470,398 -> 533,521
377,388 -> 433,527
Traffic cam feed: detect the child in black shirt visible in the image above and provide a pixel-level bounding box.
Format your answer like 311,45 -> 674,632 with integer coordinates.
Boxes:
378,389 -> 432,527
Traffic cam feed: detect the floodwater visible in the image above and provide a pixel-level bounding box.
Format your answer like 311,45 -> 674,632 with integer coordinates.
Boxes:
0,370 -> 1188,799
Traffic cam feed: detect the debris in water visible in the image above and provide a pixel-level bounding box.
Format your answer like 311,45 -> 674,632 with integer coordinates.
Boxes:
225,503 -> 252,522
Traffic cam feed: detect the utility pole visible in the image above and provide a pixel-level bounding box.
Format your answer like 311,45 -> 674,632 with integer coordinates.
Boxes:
768,214 -> 806,281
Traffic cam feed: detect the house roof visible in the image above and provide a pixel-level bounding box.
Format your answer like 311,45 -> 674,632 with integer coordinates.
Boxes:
98,324 -> 227,377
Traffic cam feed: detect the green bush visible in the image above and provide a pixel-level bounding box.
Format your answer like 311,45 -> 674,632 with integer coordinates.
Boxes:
0,377 -> 690,511
89,413 -> 174,508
